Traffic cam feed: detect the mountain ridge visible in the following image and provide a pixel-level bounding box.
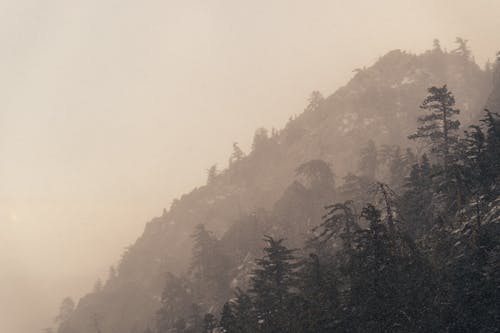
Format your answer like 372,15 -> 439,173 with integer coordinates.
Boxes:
57,45 -> 496,333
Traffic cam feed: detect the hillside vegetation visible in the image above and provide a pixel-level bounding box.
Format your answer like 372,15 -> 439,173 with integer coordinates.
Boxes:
56,42 -> 499,333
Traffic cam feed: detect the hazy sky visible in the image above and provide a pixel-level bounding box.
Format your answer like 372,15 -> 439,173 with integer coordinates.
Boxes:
1,1 -> 499,332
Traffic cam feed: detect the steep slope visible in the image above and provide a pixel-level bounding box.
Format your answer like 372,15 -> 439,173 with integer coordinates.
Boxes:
486,56 -> 500,111
58,47 -> 494,333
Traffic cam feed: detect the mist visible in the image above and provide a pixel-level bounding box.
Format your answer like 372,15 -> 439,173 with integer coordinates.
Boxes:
1,1 -> 500,332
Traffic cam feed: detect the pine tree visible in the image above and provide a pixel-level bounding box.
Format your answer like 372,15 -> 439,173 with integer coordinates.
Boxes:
304,91 -> 324,113
219,303 -> 236,332
252,128 -> 269,152
229,142 -> 245,165
404,148 -> 417,167
424,200 -> 500,332
297,253 -> 340,332
54,297 -> 75,324
107,266 -> 117,284
452,37 -> 471,60
460,125 -> 488,223
220,289 -> 257,333
310,201 -> 359,251
369,182 -> 399,233
156,273 -> 193,333
344,204 -> 437,332
190,224 -> 217,282
456,109 -> 500,223
189,224 -> 231,304
399,155 -> 434,237
409,85 -> 461,167
206,165 -> 218,185
409,85 -> 462,215
249,236 -> 299,333
410,85 -> 461,166
480,109 -> 500,191
432,38 -> 442,52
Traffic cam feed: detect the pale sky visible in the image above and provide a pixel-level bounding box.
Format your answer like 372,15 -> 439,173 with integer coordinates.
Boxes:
1,1 -> 499,332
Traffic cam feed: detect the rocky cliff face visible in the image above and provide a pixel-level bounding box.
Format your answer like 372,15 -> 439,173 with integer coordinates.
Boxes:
58,48 -> 494,333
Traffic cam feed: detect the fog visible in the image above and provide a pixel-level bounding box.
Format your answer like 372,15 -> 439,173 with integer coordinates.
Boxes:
1,1 -> 499,332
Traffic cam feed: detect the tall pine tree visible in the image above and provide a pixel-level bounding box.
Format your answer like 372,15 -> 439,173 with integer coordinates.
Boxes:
249,236 -> 299,333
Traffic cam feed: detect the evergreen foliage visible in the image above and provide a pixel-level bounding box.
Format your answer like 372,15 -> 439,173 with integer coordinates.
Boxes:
409,85 -> 461,167
56,46 -> 500,333
249,236 -> 300,333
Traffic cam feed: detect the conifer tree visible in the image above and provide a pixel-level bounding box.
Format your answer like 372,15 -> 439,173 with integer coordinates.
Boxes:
460,125 -> 488,223
399,155 -> 434,237
310,201 -> 359,250
344,205 -> 437,332
189,224 -> 231,303
369,182 -> 399,232
296,253 -> 340,332
452,37 -> 471,60
55,297 -> 75,325
252,128 -> 269,152
305,91 -> 324,112
480,109 -> 500,189
249,236 -> 299,333
206,165 -> 218,185
107,266 -> 117,284
409,85 -> 462,214
409,85 -> 460,168
157,273 -> 193,333
220,289 -> 257,333
432,38 -> 442,52
219,303 -> 236,332
229,142 -> 245,165
190,224 -> 217,281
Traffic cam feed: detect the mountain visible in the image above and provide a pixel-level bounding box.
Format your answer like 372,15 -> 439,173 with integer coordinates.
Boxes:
57,46 -> 495,333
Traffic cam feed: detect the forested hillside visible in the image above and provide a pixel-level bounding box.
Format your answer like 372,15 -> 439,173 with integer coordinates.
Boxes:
55,42 -> 499,333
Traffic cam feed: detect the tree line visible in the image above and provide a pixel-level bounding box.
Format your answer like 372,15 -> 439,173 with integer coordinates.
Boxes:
149,84 -> 500,333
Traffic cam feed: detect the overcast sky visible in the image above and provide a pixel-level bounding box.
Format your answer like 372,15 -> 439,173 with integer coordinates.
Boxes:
1,1 -> 499,332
